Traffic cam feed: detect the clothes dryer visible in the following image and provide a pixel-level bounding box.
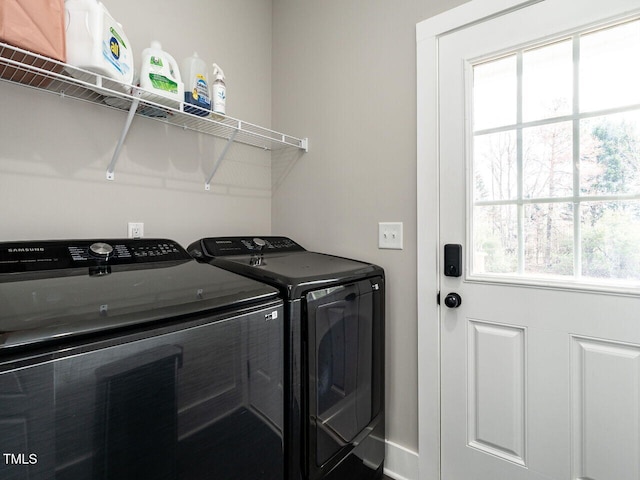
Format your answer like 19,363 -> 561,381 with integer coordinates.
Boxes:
188,236 -> 385,480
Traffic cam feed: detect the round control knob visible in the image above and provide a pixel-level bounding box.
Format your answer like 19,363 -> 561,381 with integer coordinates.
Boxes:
253,238 -> 266,250
89,242 -> 114,259
444,292 -> 462,309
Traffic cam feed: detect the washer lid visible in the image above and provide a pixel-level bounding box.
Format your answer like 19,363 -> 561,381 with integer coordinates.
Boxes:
190,236 -> 384,298
219,251 -> 375,280
212,252 -> 383,298
0,239 -> 279,351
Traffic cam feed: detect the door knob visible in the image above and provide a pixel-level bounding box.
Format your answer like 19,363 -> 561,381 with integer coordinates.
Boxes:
444,292 -> 462,308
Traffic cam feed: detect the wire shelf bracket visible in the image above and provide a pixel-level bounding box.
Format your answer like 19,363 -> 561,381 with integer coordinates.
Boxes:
106,88 -> 142,181
205,127 -> 239,191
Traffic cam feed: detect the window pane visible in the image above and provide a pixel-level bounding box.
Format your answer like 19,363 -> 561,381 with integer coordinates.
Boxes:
523,122 -> 573,199
474,131 -> 517,201
522,40 -> 573,122
524,203 -> 573,276
473,205 -> 518,274
581,201 -> 640,280
580,20 -> 640,113
470,19 -> 640,288
580,111 -> 640,196
473,55 -> 517,131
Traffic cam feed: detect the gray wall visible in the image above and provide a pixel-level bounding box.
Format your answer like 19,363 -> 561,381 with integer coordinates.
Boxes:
271,0 -> 468,453
0,0 -> 273,246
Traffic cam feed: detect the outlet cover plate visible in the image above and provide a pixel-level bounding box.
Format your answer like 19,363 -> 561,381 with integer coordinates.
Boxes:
128,222 -> 144,239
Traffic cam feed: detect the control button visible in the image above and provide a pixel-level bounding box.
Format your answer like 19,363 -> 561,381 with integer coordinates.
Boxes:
89,242 -> 114,259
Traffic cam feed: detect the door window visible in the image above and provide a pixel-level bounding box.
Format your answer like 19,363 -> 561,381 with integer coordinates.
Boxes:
472,18 -> 640,287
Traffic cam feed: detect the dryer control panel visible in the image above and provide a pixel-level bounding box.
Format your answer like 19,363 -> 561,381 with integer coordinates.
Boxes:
195,236 -> 305,258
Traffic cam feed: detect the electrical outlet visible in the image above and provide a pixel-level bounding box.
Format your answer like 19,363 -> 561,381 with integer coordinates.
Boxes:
128,222 -> 144,239
378,222 -> 403,250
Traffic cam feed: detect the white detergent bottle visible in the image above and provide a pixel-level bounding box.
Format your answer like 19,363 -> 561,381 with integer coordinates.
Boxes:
182,52 -> 211,116
139,41 -> 184,109
211,63 -> 226,116
64,0 -> 134,93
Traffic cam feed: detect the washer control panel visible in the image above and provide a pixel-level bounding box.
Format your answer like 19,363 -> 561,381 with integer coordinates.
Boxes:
198,236 -> 305,257
68,240 -> 185,263
0,239 -> 189,273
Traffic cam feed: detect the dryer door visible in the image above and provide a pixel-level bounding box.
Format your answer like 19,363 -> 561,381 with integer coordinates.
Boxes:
305,276 -> 383,474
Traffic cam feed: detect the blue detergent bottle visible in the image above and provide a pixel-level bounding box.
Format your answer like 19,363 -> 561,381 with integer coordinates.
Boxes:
182,52 -> 211,116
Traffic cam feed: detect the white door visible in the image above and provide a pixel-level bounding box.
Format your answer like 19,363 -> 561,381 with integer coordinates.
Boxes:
437,1 -> 640,479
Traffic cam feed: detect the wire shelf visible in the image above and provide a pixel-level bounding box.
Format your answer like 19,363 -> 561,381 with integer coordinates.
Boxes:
0,42 -> 308,152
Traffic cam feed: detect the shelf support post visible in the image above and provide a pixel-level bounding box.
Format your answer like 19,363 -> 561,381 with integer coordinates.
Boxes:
106,88 -> 142,181
205,128 -> 239,191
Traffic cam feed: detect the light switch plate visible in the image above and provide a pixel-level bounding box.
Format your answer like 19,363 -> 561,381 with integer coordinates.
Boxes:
378,222 -> 403,250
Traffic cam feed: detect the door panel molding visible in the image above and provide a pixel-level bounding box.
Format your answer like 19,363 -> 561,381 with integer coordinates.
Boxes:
571,336 -> 640,480
468,319 -> 527,466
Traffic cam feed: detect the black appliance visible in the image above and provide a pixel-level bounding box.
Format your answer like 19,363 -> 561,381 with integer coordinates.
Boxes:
0,238 -> 284,480
187,236 -> 385,480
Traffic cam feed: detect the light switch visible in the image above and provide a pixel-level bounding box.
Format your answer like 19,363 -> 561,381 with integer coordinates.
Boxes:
378,222 -> 403,250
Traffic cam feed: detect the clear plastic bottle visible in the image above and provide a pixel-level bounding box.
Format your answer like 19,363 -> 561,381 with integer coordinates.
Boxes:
211,63 -> 226,116
182,52 -> 211,116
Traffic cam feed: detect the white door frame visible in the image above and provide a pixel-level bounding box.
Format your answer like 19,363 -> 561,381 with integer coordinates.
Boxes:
416,2 -> 537,479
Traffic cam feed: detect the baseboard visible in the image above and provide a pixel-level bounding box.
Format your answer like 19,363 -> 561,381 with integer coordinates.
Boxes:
383,440 -> 418,480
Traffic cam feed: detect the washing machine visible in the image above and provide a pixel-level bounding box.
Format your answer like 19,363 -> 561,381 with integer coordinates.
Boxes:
0,238 -> 284,480
187,236 -> 385,480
